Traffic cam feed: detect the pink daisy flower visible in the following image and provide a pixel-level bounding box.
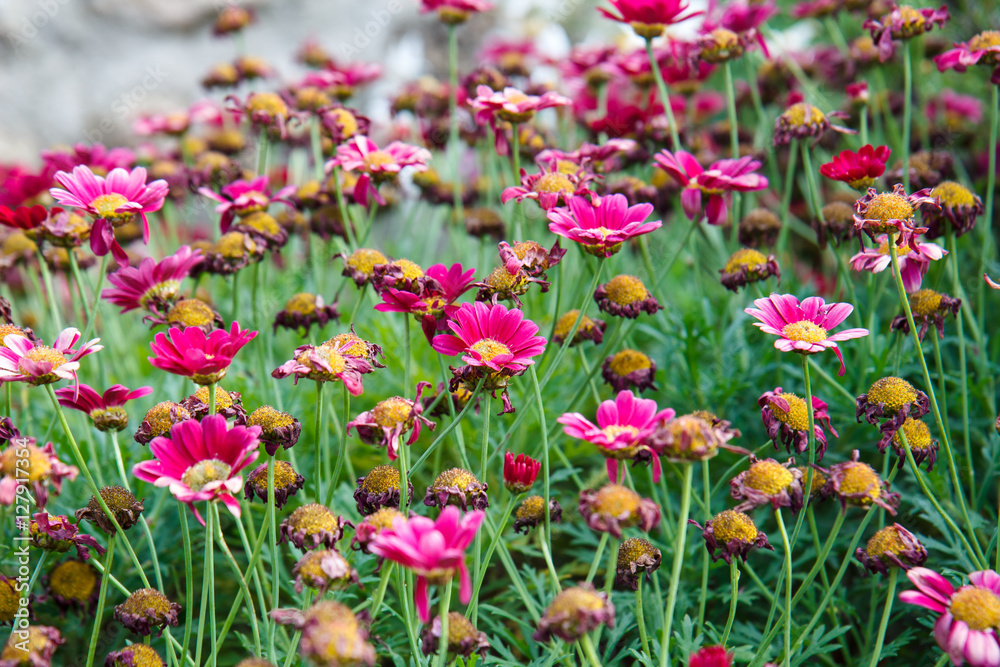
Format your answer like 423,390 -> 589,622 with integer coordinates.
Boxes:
148,322 -> 257,385
198,176 -> 295,233
346,382 -> 435,461
745,294 -> 870,376
900,567 -> 1000,666
597,0 -> 703,37
41,143 -> 134,176
864,4 -> 950,62
546,194 -> 662,258
936,31 -> 1000,84
101,245 -> 203,315
133,414 -> 260,522
271,341 -> 373,394
54,383 -> 153,432
420,0 -> 494,22
0,328 -> 102,388
558,390 -> 675,483
374,262 -> 476,343
819,145 -> 892,191
368,506 -> 484,623
501,160 -> 598,211
849,235 -> 946,292
471,86 -> 571,156
326,136 -> 431,208
653,150 -> 768,226
431,301 -> 546,413
49,165 -> 168,265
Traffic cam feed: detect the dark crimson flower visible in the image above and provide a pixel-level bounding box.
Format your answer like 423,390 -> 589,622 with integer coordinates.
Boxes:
615,537 -> 661,589
815,450 -> 900,514
759,387 -> 837,461
503,452 -> 540,494
819,145 -> 892,191
691,509 -> 773,564
533,584 -> 615,642
29,513 -> 105,560
856,523 -> 928,575
54,383 -> 152,432
243,460 -> 305,509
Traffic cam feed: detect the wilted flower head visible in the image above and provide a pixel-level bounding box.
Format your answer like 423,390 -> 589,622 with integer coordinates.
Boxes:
271,601 -> 376,667
849,235 -> 946,292
43,559 -> 98,617
338,248 -> 390,288
533,584 -> 615,643
692,509 -> 773,564
720,248 -> 780,292
246,406 -> 301,456
347,382 -> 434,461
0,625 -> 63,667
0,442 -> 78,509
513,495 -> 561,533
243,460 -> 305,509
856,523 -> 927,575
179,386 -> 247,424
114,588 -> 181,637
615,537 -> 662,589
890,417 -> 940,470
816,450 -> 900,514
923,181 -> 983,239
730,455 -> 804,513
29,513 -> 105,560
76,485 -> 144,534
420,612 -> 491,659
936,30 -> 1000,83
552,309 -> 606,347
273,293 -> 339,335
853,184 -> 940,248
594,274 -> 662,319
759,387 -> 838,461
272,341 -> 372,393
601,348 -> 657,393
648,413 -> 739,463
739,208 -> 782,248
856,376 -> 931,450
134,401 -> 192,445
579,483 -> 660,538
279,503 -> 350,550
425,467 -> 489,511
864,4 -> 949,62
773,102 -> 854,146
354,465 -> 411,515
890,289 -> 961,342
292,549 -> 359,595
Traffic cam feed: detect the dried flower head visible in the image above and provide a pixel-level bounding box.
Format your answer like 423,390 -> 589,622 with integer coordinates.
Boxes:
279,503 -> 350,550
601,348 -> 657,393
424,468 -> 489,511
513,495 -> 562,533
889,289 -> 961,342
134,401 -> 192,445
0,626 -> 63,667
648,413 -> 738,463
816,450 -> 900,514
271,601 -> 376,667
533,584 -> 615,643
856,523 -> 928,575
579,484 -> 660,538
243,461 -> 305,509
759,387 -> 837,461
273,293 -> 339,335
337,248 -> 391,288
347,383 -> 435,461
692,509 -> 773,564
720,248 -> 780,292
43,559 -> 98,616
76,485 -> 144,534
0,441 -> 78,509
890,417 -> 939,470
552,309 -> 606,347
292,549 -> 360,595
29,513 -> 104,561
354,465 -> 412,515
180,385 -> 247,423
923,181 -> 983,239
594,274 -> 662,319
351,507 -> 402,553
856,376 -> 931,448
739,208 -> 782,247
730,456 -> 804,513
853,184 -> 939,248
246,406 -> 301,456
615,537 -> 662,590
420,612 -> 491,659
773,102 -> 854,146
113,588 -> 181,637
105,643 -> 166,666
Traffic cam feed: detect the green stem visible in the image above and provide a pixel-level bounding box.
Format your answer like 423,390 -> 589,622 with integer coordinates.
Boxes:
868,569 -> 898,667
403,315 -> 411,394
860,102 -> 869,146
776,140 -> 799,255
528,363 -> 556,562
85,534 -> 115,667
267,454 -> 279,660
447,23 -> 464,222
194,507 -> 212,667
645,36 -> 681,151
208,381 -> 217,417
775,509 -> 793,667
580,633 -> 604,667
313,381 -> 324,499
469,493 -> 516,623
946,229 -> 974,505
658,464 -> 693,667
207,507 -> 218,666
231,271 -> 239,323
472,393 -> 491,622
436,578 -> 454,667
888,236 -> 987,567
257,127 -> 269,177
369,561 -> 394,622
35,248 -> 63,330
902,41 -> 913,192
212,508 -> 272,652
722,559 -> 739,647
410,376 -> 485,475
981,85 -> 999,327
723,60 -> 741,243
636,577 -> 651,659
331,166 -> 358,251
698,460 -> 711,626
68,250 -> 95,332
179,503 -> 194,661
309,116 -> 324,182
211,504 -> 261,654
394,564 -> 422,659
324,385 -> 350,506
586,533 -> 610,584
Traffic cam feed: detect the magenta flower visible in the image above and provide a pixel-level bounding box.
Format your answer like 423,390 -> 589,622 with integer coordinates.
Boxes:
101,245 -> 203,315
133,414 -> 260,522
0,328 -> 102,387
41,143 -> 134,175
653,150 -> 768,226
503,452 -> 541,494
326,136 -> 431,207
558,390 -> 674,483
547,194 -> 662,258
900,567 -> 1000,666
271,341 -> 373,394
471,85 -> 571,125
849,235 -> 946,292
819,145 -> 892,191
54,384 -> 153,432
419,0 -> 494,22
745,294 -> 869,376
936,31 -> 1000,84
369,506 -> 484,623
198,176 -> 295,233
501,161 -> 598,210
49,165 -> 168,265
374,263 -> 476,343
148,322 -> 257,385
597,0 -> 702,37
864,4 -> 950,62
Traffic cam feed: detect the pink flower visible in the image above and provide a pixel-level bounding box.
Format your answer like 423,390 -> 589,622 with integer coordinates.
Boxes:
597,0 -> 702,36
419,0 -> 494,22
374,262 -> 476,343
704,0 -> 776,55
558,390 -> 674,483
864,4 -> 950,62
501,161 -> 598,210
935,31 -> 1000,84
689,646 -> 733,667
471,85 -> 571,125
148,322 -> 257,385
271,341 -> 373,393
346,382 -> 435,461
369,506 -> 484,623
745,294 -> 869,376
133,414 -> 260,522
326,136 -> 431,207
853,183 -> 940,248
101,245 -> 203,314
49,165 -> 168,265
132,111 -> 191,137
653,150 -> 768,226
198,176 -> 295,233
41,143 -> 134,176
850,235 -> 946,292
54,384 -> 153,432
0,328 -> 102,388
900,567 -> 1000,666
546,194 -> 662,258
819,145 -> 891,191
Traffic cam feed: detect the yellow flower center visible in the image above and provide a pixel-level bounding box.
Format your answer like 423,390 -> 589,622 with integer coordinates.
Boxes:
240,211 -> 281,236
140,280 -> 182,308
181,459 -> 232,492
288,503 -> 340,535
608,349 -> 653,376
711,510 -> 760,543
143,402 -> 190,437
865,526 -> 907,559
247,92 -> 289,117
724,248 -> 768,273
485,266 -> 526,292
533,173 -> 574,194
0,445 -> 51,483
893,5 -> 925,33
91,193 -> 131,219
345,248 -> 388,276
167,299 -> 215,328
769,393 -> 811,431
325,333 -> 368,358
0,580 -> 17,623
247,460 -> 299,492
554,310 -> 596,339
838,462 -> 881,503
432,468 -> 481,492
781,321 -> 829,343
191,386 -> 234,410
328,108 -> 359,138
392,258 -> 424,281
1,627 -> 53,661
2,232 -> 37,255
296,550 -> 351,588
109,643 -> 163,666
867,376 -> 919,411
602,424 -> 640,440
796,466 -> 827,495
909,289 -> 943,317
297,345 -> 348,375
893,417 -> 933,450
372,397 -> 414,428
617,537 -> 659,568
591,484 -> 641,519
0,325 -> 25,347
547,587 -> 606,617
216,231 -> 258,259
365,507 -> 402,533
517,495 -> 546,522
866,193 -> 914,224
248,406 -> 294,433
49,559 -> 97,602
360,465 -> 402,494
604,274 -> 649,306
471,338 -> 512,362
119,588 -> 172,617
284,293 -> 318,316
21,347 -> 67,382
949,588 -> 1000,631
744,460 -> 794,494
969,30 -> 1000,51
932,181 -> 977,208
782,102 -> 826,128
363,150 -> 395,170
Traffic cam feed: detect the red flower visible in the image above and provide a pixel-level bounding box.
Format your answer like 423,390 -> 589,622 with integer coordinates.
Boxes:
819,145 -> 891,191
689,646 -> 732,667
0,204 -> 49,231
503,452 -> 540,493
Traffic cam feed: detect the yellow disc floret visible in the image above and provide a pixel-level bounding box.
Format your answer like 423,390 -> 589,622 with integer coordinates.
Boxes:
769,393 -> 811,431
711,510 -> 760,544
603,275 -> 649,306
866,377 -> 919,411
743,460 -> 794,495
949,587 -> 1000,631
